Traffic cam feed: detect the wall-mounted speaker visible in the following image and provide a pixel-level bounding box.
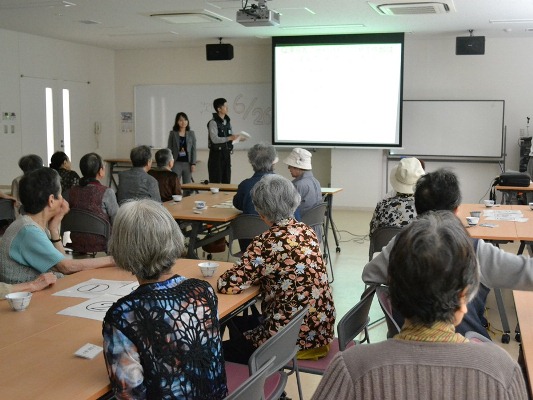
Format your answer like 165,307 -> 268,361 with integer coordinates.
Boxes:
456,36 -> 485,55
206,44 -> 234,61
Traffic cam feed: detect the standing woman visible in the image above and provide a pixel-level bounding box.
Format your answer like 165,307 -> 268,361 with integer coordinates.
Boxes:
167,112 -> 197,190
49,151 -> 80,193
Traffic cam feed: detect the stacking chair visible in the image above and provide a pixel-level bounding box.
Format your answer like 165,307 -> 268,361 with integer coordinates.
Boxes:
286,285 -> 375,383
224,356 -> 275,400
227,214 -> 269,260
60,208 -> 111,256
375,285 -> 401,338
368,225 -> 403,261
225,306 -> 309,400
301,202 -> 333,282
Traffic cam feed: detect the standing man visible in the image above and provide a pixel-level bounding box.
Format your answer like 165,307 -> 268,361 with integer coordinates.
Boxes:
207,98 -> 237,183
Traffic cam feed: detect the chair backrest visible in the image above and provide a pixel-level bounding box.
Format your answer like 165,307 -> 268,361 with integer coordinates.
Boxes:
249,305 -> 309,375
249,305 -> 309,400
375,285 -> 402,338
301,202 -> 327,228
368,226 -> 403,261
228,214 -> 269,258
337,285 -> 376,350
225,356 -> 275,400
0,199 -> 15,221
61,208 -> 111,252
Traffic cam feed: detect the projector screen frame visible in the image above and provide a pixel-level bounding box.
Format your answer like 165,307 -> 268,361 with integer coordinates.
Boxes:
272,32 -> 405,149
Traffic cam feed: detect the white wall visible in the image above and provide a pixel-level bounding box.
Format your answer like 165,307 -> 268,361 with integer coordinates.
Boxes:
114,36 -> 533,209
0,28 -> 116,184
3,31 -> 533,209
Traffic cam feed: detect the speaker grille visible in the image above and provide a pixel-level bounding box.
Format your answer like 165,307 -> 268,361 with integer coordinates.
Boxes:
456,36 -> 485,55
206,44 -> 234,61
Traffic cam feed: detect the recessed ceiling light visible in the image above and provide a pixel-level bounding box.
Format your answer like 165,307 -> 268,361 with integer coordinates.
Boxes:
79,20 -> 101,25
150,12 -> 224,24
490,19 -> 533,24
280,24 -> 365,30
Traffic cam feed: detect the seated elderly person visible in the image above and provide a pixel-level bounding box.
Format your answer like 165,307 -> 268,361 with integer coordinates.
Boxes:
117,145 -> 161,204
218,174 -> 335,364
49,151 -> 80,193
283,148 -> 322,215
233,143 -> 278,250
0,168 -> 114,284
103,199 -> 227,399
369,157 -> 424,237
283,148 -> 322,238
11,154 -> 43,215
147,148 -> 182,202
313,211 -> 528,400
64,153 -> 118,253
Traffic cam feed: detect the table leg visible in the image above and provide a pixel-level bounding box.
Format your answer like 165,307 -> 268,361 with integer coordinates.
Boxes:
186,221 -> 202,259
325,194 -> 341,253
107,161 -> 119,191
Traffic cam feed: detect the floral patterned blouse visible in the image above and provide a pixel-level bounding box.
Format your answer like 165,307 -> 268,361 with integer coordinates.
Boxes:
57,168 -> 80,193
217,218 -> 336,350
369,193 -> 417,237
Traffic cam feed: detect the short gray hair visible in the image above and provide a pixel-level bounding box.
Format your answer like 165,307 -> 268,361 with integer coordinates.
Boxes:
130,145 -> 152,167
248,143 -> 278,173
251,175 -> 300,222
109,199 -> 185,280
155,148 -> 173,167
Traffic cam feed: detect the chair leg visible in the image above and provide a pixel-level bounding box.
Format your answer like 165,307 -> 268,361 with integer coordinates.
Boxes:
323,227 -> 334,283
288,356 -> 304,400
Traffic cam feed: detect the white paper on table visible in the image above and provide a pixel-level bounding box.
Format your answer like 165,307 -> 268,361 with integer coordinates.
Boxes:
57,294 -> 120,321
483,210 -> 524,221
53,278 -> 135,299
211,200 -> 235,209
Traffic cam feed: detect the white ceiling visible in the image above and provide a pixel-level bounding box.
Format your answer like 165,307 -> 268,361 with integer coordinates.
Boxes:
0,0 -> 532,49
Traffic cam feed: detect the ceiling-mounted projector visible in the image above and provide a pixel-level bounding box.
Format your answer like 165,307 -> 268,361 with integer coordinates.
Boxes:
236,0 -> 280,27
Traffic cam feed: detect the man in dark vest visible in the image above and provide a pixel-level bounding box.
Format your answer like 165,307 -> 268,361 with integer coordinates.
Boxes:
207,98 -> 237,183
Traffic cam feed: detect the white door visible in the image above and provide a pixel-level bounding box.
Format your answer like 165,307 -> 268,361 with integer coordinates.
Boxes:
20,77 -> 89,169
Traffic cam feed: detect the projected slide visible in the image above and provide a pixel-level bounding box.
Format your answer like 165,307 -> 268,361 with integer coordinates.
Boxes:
273,33 -> 404,148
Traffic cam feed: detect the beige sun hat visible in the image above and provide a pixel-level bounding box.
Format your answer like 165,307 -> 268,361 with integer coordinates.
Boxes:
283,148 -> 312,170
390,157 -> 425,194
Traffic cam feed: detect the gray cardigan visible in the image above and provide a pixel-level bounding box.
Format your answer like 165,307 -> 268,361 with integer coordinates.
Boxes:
167,130 -> 197,165
312,339 -> 528,400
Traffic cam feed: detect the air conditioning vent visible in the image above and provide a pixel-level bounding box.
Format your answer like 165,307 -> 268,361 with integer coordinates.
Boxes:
368,1 -> 455,16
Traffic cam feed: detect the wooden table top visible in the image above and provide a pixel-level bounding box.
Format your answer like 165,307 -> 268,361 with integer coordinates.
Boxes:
181,182 -> 344,196
514,290 -> 533,391
163,192 -> 240,222
496,183 -> 533,192
0,259 -> 258,400
456,203 -> 519,241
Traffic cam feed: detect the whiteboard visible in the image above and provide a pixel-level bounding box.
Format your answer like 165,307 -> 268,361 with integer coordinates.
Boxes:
134,84 -> 272,150
390,100 -> 505,158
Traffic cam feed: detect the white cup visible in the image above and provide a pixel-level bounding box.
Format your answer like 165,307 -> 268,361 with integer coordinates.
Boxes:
194,200 -> 206,209
172,194 -> 182,202
484,200 -> 495,207
466,216 -> 479,226
5,292 -> 32,311
210,187 -> 219,194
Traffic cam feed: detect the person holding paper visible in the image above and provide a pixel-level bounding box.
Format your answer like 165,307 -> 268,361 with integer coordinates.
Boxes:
207,98 -> 237,184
